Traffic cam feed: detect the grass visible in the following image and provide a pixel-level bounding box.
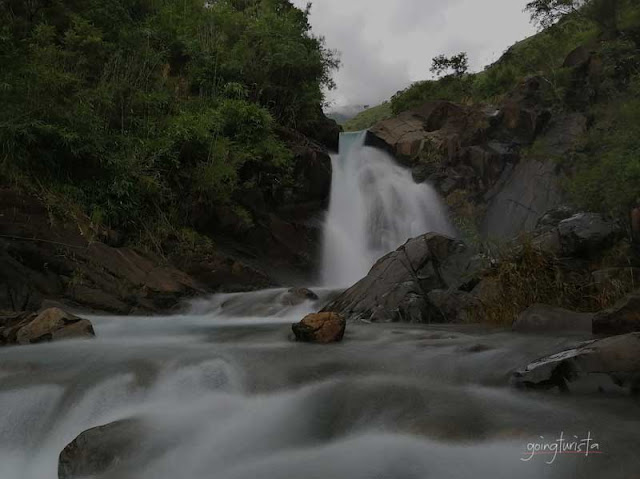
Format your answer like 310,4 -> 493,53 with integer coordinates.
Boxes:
472,238 -> 639,326
343,102 -> 393,131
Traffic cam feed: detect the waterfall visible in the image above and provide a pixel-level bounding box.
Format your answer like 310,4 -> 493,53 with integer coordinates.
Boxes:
321,131 -> 455,287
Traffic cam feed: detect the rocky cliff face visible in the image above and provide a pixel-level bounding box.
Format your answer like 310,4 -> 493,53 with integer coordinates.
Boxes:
366,75 -> 588,241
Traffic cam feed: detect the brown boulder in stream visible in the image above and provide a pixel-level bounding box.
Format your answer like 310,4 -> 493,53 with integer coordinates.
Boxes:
292,312 -> 346,344
0,307 -> 94,346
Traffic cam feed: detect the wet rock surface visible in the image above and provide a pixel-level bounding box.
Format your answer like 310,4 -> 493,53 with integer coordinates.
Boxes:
292,312 -> 346,343
368,78 -> 592,242
512,333 -> 640,393
58,419 -> 144,479
0,307 -> 94,346
321,234 -> 486,323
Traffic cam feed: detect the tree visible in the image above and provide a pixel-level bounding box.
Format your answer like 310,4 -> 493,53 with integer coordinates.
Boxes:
525,0 -> 622,36
430,52 -> 469,78
524,0 -> 586,28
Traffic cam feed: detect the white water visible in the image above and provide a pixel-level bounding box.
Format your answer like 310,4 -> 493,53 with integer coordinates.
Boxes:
321,131 -> 454,286
1,134 -> 640,479
2,298 -> 639,479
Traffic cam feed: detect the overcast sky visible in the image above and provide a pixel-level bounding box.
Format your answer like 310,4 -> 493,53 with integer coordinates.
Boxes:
291,0 -> 537,111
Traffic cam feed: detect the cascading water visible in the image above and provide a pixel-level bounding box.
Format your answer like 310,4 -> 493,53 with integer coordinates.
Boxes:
321,131 -> 454,286
2,134 -> 640,479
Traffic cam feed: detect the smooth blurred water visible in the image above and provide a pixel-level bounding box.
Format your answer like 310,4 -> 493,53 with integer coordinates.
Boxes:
1,290 -> 639,479
1,135 -> 638,479
321,131 -> 454,286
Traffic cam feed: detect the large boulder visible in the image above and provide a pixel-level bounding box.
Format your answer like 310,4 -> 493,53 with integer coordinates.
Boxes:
0,308 -> 94,346
368,101 -> 491,166
292,312 -> 346,344
512,333 -> 640,394
593,291 -> 640,336
513,304 -> 593,334
58,419 -> 144,479
321,234 -> 484,323
530,209 -> 622,258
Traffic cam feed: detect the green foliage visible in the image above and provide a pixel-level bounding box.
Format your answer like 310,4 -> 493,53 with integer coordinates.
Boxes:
568,77 -> 640,216
390,13 -> 598,114
525,0 -> 628,34
391,76 -> 475,114
343,102 -> 393,131
430,52 -> 469,78
0,0 -> 336,235
525,0 -> 586,29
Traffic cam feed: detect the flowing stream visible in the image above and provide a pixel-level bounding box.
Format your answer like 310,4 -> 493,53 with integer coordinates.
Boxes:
1,134 -> 640,479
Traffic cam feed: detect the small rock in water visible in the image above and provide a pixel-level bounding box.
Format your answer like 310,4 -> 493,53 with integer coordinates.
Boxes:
0,307 -> 95,346
511,333 -> 640,394
292,312 -> 346,344
58,419 -> 143,479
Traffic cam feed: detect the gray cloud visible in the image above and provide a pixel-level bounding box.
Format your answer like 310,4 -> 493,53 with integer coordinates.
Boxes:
292,0 -> 537,110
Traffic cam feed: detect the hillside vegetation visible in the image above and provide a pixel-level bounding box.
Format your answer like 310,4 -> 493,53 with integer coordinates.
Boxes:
343,102 -> 392,131
0,0 -> 338,244
352,0 -> 640,221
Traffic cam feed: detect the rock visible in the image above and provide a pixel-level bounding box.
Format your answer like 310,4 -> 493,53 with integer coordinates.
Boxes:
58,419 -> 144,479
593,291 -> 640,335
276,126 -> 332,206
513,304 -> 593,334
368,101 -> 490,166
0,308 -> 94,346
281,287 -> 319,306
296,105 -> 341,151
0,187 -> 207,314
495,76 -> 551,145
529,209 -> 623,258
482,114 -> 587,240
321,234 -> 483,323
512,333 -> 640,394
557,213 -> 622,257
292,312 -> 346,344
426,289 -> 478,323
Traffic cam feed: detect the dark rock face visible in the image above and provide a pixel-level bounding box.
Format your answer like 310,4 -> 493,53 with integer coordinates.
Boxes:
276,127 -> 333,208
368,76 -> 592,242
512,333 -> 640,394
321,234 -> 485,323
296,105 -> 342,151
513,304 -> 593,334
557,213 -> 622,257
0,308 -> 94,346
0,187 -> 207,314
292,312 -> 346,343
482,113 -> 586,239
593,292 -> 640,335
58,419 -> 143,479
530,209 -> 623,258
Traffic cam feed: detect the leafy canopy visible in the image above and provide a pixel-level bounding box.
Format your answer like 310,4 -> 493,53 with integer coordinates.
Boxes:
0,0 -> 338,232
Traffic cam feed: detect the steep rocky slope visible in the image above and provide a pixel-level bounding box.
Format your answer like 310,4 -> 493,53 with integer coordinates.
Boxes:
365,68 -> 594,241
